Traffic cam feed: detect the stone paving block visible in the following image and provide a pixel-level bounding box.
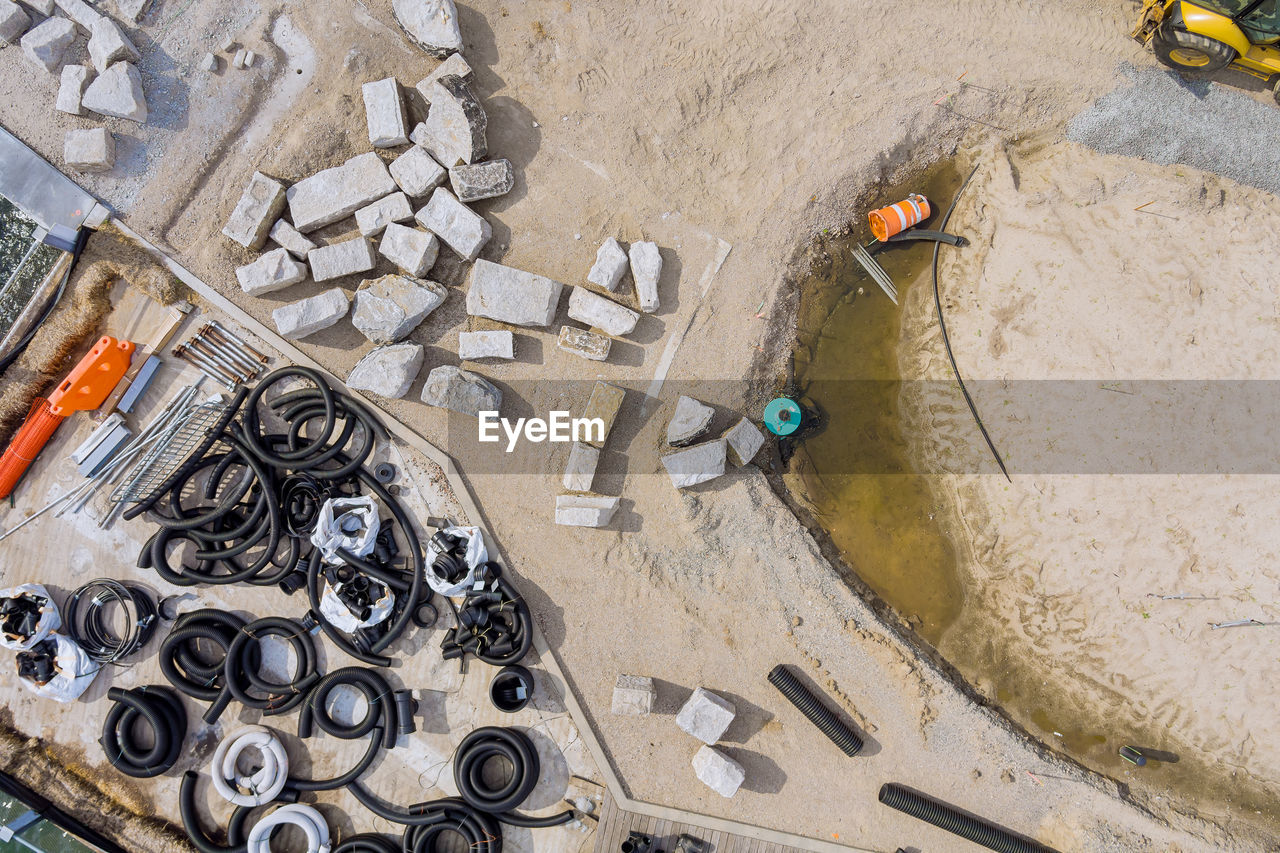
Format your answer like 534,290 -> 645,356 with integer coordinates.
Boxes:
53,0 -> 99,31
55,64 -> 91,115
557,326 -> 610,362
420,365 -> 500,417
416,187 -> 490,260
235,248 -> 307,296
21,16 -> 75,72
81,61 -> 147,122
692,746 -> 744,798
393,0 -> 461,58
351,273 -> 446,344
411,74 -> 486,166
725,417 -> 766,466
87,15 -> 138,72
223,172 -> 287,250
676,687 -> 736,744
63,127 -> 113,172
661,439 -> 727,489
457,330 -> 513,361
362,77 -> 409,148
198,52 -> 217,72
581,381 -> 624,449
308,236 -> 377,282
355,192 -> 413,236
389,145 -> 446,198
20,0 -> 53,16
379,222 -> 438,277
269,218 -> 317,259
587,237 -> 628,292
567,287 -> 638,337
0,0 -> 30,44
272,288 -> 350,339
415,51 -> 471,99
629,240 -> 662,313
448,159 -> 514,202
465,258 -> 563,327
667,396 -> 714,446
554,494 -> 619,528
347,343 -> 423,399
562,442 -> 600,492
611,675 -> 656,716
114,0 -> 148,22
287,152 -> 398,232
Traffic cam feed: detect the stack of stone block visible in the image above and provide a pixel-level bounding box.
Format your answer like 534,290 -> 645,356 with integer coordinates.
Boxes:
554,380 -> 625,529
657,395 -> 767,490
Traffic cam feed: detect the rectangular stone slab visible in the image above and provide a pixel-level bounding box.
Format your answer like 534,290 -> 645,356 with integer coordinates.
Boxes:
286,152 -> 398,232
362,77 -> 409,148
222,171 -> 287,250
581,381 -> 624,449
308,236 -> 377,282
465,258 -> 563,327
554,494 -> 619,528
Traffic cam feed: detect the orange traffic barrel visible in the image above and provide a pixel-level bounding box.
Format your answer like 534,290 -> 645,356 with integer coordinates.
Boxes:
868,193 -> 931,242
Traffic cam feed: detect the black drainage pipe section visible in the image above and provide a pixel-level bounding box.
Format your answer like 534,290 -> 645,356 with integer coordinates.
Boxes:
767,664 -> 863,756
878,783 -> 1058,853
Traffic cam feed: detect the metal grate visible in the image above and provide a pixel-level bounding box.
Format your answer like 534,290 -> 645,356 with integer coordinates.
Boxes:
109,397 -> 229,506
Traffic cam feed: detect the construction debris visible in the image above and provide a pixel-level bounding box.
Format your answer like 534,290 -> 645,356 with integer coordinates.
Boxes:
725,417 -> 766,466
389,145 -> 446,197
629,240 -> 662,312
557,326 -> 610,362
412,75 -> 487,166
416,187 -> 491,260
286,152 -> 398,232
448,159 -> 514,202
54,0 -> 100,31
55,64 -> 91,115
662,439 -> 727,489
393,0 -> 462,58
692,746 -> 745,798
588,238 -> 629,291
379,223 -> 439,277
347,343 -> 424,399
0,0 -> 29,44
612,675 -> 657,716
87,16 -> 139,73
308,236 -> 377,282
416,51 -> 472,94
554,494 -> 619,528
63,127 -> 114,173
20,17 -> 76,73
362,77 -> 410,148
667,396 -> 715,447
81,61 -> 147,122
268,218 -> 317,259
198,52 -> 217,72
355,191 -> 414,236
223,172 -> 288,250
567,287 -> 639,337
351,273 -> 446,344
457,330 -> 514,361
272,288 -> 350,339
562,442 -> 600,492
582,381 -> 625,448
677,687 -> 736,744
420,365 -> 501,417
234,248 -> 307,295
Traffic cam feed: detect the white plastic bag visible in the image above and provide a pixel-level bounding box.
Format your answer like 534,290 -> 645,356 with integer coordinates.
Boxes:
425,525 -> 489,597
310,496 -> 381,564
0,583 -> 62,651
319,579 -> 394,633
16,634 -> 97,702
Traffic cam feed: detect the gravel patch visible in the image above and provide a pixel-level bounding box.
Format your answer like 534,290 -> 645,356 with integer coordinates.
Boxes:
1067,63 -> 1280,196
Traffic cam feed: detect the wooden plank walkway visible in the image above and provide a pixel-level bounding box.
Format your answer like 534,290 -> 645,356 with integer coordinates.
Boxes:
593,791 -> 810,853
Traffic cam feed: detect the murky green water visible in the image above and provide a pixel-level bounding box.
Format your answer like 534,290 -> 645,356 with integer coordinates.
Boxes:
0,196 -> 61,345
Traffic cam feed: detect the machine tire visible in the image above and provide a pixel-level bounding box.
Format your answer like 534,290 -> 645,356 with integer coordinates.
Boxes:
1153,26 -> 1237,73
1272,75 -> 1280,107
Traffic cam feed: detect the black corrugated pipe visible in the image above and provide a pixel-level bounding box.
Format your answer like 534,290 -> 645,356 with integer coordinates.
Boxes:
767,664 -> 863,756
333,835 -> 399,853
878,783 -> 1059,853
100,686 -> 185,778
179,771 -> 248,853
285,726 -> 384,793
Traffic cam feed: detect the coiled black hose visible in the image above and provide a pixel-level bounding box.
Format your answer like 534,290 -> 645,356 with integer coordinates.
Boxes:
179,770 -> 290,853
285,725 -> 384,793
65,579 -> 158,663
100,686 -> 185,778
220,616 -> 319,721
160,610 -> 257,722
298,667 -> 398,749
453,727 -> 574,827
767,664 -> 863,756
347,786 -> 502,853
878,783 -> 1058,853
332,834 -> 398,853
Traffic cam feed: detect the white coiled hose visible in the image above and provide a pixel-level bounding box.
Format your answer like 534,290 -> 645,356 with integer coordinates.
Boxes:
246,803 -> 331,853
210,726 -> 289,806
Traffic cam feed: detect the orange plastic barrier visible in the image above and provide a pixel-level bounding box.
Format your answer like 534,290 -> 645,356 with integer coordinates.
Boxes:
0,336 -> 134,499
868,193 -> 931,242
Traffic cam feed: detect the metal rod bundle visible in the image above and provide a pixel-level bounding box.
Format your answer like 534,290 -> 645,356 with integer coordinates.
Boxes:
172,322 -> 267,387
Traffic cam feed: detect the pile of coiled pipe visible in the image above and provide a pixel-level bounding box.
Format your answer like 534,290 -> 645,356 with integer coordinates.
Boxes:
453,727 -> 574,827
298,667 -> 398,749
347,786 -> 501,853
246,803 -> 330,853
180,770 -> 302,853
65,579 -> 159,663
220,615 -> 320,722
212,726 -> 290,806
441,576 -> 532,667
100,686 -> 185,778
160,609 -> 257,722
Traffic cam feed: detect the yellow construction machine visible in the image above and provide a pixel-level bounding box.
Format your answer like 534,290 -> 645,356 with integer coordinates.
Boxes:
1133,0 -> 1280,102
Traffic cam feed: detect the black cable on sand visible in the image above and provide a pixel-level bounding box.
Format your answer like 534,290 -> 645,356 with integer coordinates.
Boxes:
932,165 -> 1010,482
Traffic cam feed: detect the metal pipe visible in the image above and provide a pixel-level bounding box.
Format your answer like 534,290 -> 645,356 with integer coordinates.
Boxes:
206,321 -> 269,363
174,345 -> 240,386
196,330 -> 260,374
187,337 -> 251,380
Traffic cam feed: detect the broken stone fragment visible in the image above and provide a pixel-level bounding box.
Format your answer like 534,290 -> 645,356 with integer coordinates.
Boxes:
235,248 -> 307,296
114,0 -> 148,23
55,64 -> 91,115
392,0 -> 461,58
629,241 -> 662,313
87,16 -> 139,73
661,439 -> 727,489
198,52 -> 217,72
307,236 -> 377,282
0,0 -> 30,44
415,52 -> 471,98
355,192 -> 413,237
554,494 -> 619,528
725,417 -> 766,466
420,365 -> 500,417
21,17 -> 75,73
347,342 -> 424,399
567,287 -> 639,338
81,61 -> 147,123
667,395 -> 714,446
411,74 -> 486,166
465,259 -> 563,327
582,381 -> 624,449
457,330 -> 513,361
223,172 -> 287,250
362,77 -> 409,148
63,127 -> 114,173
692,746 -> 744,798
557,326 -> 610,362
287,152 -> 398,232
611,675 -> 656,716
448,159 -> 514,203
54,0 -> 99,31
676,687 -> 736,744
21,0 -> 54,17
272,288 -> 350,339
351,273 -> 446,344
416,187 -> 491,261
379,222 -> 438,278
587,237 -> 628,292
389,145 -> 446,198
562,442 -> 600,492
269,218 -> 316,259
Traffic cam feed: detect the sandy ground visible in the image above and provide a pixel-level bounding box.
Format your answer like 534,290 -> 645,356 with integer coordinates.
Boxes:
899,139 -> 1280,828
0,0 -> 1277,849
